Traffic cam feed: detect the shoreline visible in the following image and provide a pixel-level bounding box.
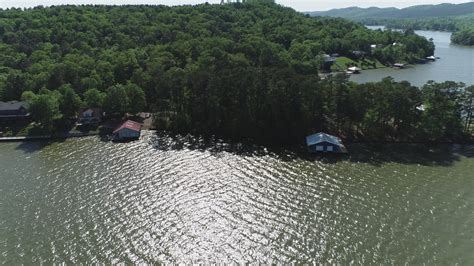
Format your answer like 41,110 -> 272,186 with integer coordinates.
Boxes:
1,130 -> 472,146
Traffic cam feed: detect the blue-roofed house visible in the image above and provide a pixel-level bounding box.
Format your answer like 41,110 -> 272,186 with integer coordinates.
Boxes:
306,132 -> 347,154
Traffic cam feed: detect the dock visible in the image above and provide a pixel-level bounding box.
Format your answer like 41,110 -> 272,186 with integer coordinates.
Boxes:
0,132 -> 99,142
0,135 -> 50,142
393,63 -> 406,68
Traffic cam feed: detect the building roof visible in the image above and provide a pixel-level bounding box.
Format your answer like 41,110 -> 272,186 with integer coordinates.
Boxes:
79,107 -> 102,118
0,101 -> 28,111
323,54 -> 337,63
113,120 -> 142,133
352,50 -> 367,56
306,132 -> 343,147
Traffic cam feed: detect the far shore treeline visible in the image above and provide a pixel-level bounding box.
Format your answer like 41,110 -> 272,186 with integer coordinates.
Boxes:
307,2 -> 474,46
0,2 -> 472,143
366,17 -> 474,46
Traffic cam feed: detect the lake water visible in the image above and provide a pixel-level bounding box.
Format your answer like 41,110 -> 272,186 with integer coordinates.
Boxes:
1,132 -> 473,264
350,27 -> 474,86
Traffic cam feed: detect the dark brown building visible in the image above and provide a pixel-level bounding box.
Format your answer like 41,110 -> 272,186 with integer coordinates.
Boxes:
0,101 -> 30,122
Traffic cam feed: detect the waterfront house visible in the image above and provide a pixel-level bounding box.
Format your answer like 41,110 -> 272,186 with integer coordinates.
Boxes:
416,104 -> 426,111
371,44 -> 384,49
306,132 -> 347,154
113,120 -> 142,141
322,54 -> 337,71
351,50 -> 367,58
78,107 -> 102,125
0,101 -> 30,122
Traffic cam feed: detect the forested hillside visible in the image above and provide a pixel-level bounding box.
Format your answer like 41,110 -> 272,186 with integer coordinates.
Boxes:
0,3 -> 433,99
308,2 -> 474,20
0,3 -> 471,143
451,28 -> 474,46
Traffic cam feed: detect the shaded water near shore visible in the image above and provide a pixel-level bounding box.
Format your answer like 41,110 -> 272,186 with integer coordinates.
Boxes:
1,131 -> 473,263
350,27 -> 474,86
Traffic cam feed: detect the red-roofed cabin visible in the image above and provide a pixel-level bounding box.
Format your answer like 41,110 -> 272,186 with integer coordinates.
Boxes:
113,120 -> 142,141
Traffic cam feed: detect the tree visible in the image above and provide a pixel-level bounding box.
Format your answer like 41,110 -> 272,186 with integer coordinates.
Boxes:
124,83 -> 146,114
59,84 -> 82,118
462,85 -> 474,133
21,91 -> 38,103
2,71 -> 27,101
29,94 -> 60,129
420,81 -> 465,141
104,85 -> 128,116
83,88 -> 106,108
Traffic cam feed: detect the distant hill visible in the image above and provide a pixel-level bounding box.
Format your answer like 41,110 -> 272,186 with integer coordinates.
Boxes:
307,2 -> 474,20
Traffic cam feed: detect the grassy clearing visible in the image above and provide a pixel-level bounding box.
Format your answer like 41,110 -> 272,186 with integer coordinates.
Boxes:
16,123 -> 49,136
331,57 -> 386,71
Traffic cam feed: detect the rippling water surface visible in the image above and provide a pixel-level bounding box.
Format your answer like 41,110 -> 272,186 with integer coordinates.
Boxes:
1,132 -> 473,264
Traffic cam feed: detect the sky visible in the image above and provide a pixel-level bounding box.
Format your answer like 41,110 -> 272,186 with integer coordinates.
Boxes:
0,0 -> 471,11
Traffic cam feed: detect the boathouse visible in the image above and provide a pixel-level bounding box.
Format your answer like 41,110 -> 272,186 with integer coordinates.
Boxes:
113,120 -> 142,141
306,132 -> 347,154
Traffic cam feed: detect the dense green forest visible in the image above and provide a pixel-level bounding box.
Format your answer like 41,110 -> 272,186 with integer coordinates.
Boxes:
451,28 -> 474,46
0,3 -> 471,143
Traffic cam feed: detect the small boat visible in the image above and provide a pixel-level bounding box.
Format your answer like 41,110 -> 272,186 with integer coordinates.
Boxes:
393,63 -> 405,68
426,56 -> 436,61
347,66 -> 361,74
